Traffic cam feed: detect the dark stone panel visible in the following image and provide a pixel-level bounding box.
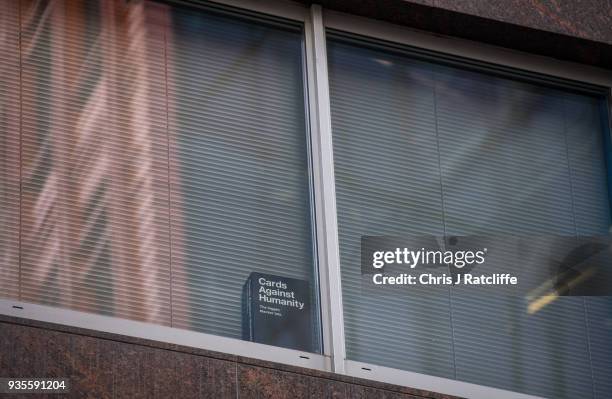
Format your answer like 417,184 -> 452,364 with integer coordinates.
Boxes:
296,0 -> 612,69
342,375 -> 463,399
150,347 -> 177,399
43,329 -> 72,379
11,322 -> 46,378
308,378 -> 349,398
0,314 -> 237,362
347,384 -> 455,399
112,342 -> 156,399
70,334 -> 114,398
348,385 -> 410,399
170,351 -> 202,399
0,323 -> 12,376
238,364 -> 311,399
348,384 -> 373,399
433,0 -> 612,45
234,356 -> 461,398
201,357 -> 237,399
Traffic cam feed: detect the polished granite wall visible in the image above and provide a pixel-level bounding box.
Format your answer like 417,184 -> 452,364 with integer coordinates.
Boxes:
0,316 -> 461,399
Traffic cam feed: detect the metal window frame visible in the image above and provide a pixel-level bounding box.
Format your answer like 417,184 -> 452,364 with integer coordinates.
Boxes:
0,299 -> 329,370
304,4 -> 346,373
323,9 -> 612,90
2,0 -> 612,397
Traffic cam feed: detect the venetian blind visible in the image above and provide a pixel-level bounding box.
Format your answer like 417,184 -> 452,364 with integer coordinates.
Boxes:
3,0 -> 319,352
0,0 -> 20,301
167,7 -> 318,350
328,37 -> 611,398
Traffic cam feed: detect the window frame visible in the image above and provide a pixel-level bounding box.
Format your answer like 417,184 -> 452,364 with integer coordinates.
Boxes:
322,7 -> 612,399
1,0 -> 612,397
2,0 -> 331,373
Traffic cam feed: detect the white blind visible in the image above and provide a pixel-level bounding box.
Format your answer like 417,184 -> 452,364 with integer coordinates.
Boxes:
167,6 -> 318,349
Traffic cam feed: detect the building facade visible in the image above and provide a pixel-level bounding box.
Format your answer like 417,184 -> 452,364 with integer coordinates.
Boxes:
1,1 -> 611,398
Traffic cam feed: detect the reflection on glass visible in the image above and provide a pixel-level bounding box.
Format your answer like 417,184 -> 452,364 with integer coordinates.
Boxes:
0,0 -> 20,300
19,0 -> 172,323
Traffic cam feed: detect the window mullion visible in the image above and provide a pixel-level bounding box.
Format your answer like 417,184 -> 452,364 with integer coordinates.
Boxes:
304,4 -> 347,374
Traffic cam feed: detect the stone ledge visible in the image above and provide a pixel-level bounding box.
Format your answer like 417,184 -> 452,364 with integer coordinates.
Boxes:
0,315 -> 463,399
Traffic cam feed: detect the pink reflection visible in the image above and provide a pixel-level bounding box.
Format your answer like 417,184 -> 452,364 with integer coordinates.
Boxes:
18,0 -> 184,325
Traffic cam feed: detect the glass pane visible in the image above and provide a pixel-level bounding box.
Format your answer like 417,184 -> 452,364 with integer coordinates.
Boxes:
0,0 -> 20,300
328,40 -> 454,378
329,37 -> 612,398
14,0 -> 320,353
168,6 -> 321,353
20,0 -> 172,323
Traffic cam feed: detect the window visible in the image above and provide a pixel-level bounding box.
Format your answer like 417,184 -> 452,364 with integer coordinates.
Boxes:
1,1 -> 611,397
327,34 -> 611,398
4,0 -> 321,354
